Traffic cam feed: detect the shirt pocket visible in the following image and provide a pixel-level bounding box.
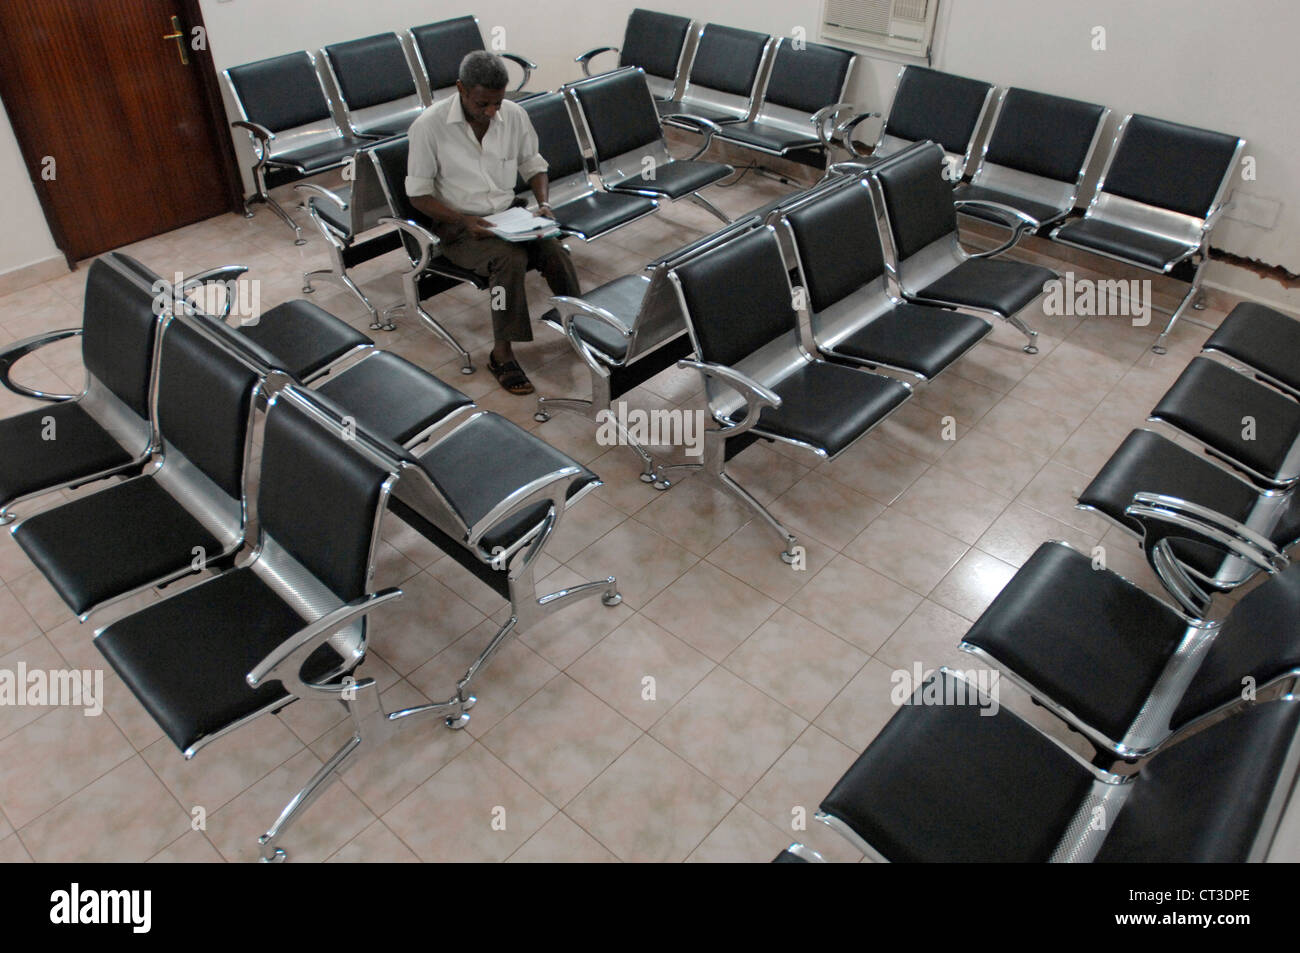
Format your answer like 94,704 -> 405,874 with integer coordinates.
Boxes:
494,155 -> 520,191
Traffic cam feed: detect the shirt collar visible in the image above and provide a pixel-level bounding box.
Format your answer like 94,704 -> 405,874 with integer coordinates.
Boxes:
445,94 -> 502,128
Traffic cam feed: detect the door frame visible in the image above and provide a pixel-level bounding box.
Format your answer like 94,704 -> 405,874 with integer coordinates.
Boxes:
0,0 -> 244,269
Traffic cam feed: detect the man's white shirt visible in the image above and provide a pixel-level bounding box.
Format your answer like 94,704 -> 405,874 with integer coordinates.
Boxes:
405,95 -> 548,217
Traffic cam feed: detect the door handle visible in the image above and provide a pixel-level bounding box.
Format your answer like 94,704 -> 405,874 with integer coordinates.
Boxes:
162,15 -> 189,65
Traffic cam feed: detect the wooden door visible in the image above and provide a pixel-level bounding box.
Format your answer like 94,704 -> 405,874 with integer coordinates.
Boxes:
0,0 -> 239,264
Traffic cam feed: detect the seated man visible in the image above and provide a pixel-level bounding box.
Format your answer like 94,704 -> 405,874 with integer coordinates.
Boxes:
406,50 -> 580,395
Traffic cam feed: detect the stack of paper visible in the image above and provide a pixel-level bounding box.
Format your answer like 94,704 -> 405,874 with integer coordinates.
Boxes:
485,207 -> 561,242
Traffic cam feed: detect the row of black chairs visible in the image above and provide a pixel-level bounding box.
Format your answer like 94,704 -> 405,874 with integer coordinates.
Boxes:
0,253 -> 621,860
800,300 -> 1300,862
579,11 -> 861,168
223,14 -> 540,242
829,62 -> 1245,354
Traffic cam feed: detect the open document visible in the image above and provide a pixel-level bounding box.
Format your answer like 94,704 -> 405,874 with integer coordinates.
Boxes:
485,206 -> 561,242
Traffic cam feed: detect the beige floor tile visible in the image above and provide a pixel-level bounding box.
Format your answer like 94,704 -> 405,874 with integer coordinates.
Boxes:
634,476 -> 755,557
816,658 -> 915,754
0,834 -> 32,862
20,756 -> 190,862
586,446 -> 663,515
326,819 -> 421,863
874,599 -> 975,674
641,560 -> 780,662
930,549 -> 1020,622
537,493 -> 627,563
365,570 -> 485,676
567,518 -> 698,609
383,742 -> 555,863
651,667 -> 805,798
507,811 -> 619,863
786,555 -> 923,653
0,584 -> 41,656
975,502 -> 1100,568
705,519 -> 831,604
893,468 -> 1012,544
1016,461 -> 1113,535
871,399 -> 965,464
913,371 -> 1004,426
975,394 -> 1079,458
766,470 -> 885,552
148,830 -> 226,863
685,802 -> 790,863
0,704 -> 135,827
724,607 -> 867,721
723,440 -> 813,504
566,735 -> 734,863
821,434 -> 929,505
937,429 -> 1048,497
569,614 -> 714,730
481,675 -> 641,807
843,508 -> 969,595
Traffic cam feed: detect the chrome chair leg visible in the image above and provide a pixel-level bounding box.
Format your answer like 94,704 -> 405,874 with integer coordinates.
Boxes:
258,733 -> 362,862
1152,283 -> 1199,355
302,269 -> 380,327
689,193 -> 732,225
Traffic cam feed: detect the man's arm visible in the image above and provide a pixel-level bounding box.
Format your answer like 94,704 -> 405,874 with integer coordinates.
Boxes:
528,172 -> 554,219
409,194 -> 495,239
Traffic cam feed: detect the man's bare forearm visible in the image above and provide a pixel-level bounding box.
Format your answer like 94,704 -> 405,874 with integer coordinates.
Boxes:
410,194 -> 473,226
528,173 -> 552,214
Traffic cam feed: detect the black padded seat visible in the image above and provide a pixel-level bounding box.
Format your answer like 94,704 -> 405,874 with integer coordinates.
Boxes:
267,137 -> 372,182
714,121 -> 818,153
953,183 -> 1065,227
0,404 -> 134,507
831,304 -> 990,379
917,258 -> 1057,316
1205,302 -> 1300,392
741,361 -> 910,458
541,274 -> 649,362
551,192 -> 658,241
609,160 -> 734,199
1095,700 -> 1300,863
654,100 -> 745,125
962,542 -> 1189,743
307,186 -> 352,234
1153,358 -> 1300,482
1079,429 -> 1262,577
236,299 -> 371,381
411,413 -> 598,554
316,351 -> 472,446
13,478 -> 221,617
96,567 -> 341,751
1053,217 -> 1194,272
821,671 -> 1094,862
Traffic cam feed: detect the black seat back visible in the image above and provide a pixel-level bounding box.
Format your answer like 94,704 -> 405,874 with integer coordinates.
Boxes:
411,16 -> 484,94
885,66 -> 992,157
519,93 -> 587,184
82,256 -> 165,420
620,9 -> 692,81
227,52 -> 333,132
568,68 -> 662,162
872,143 -> 958,260
1101,115 -> 1242,218
258,393 -> 392,603
671,227 -> 796,367
785,180 -> 885,312
324,33 -> 418,110
369,137 -> 428,263
984,88 -> 1105,183
154,317 -> 260,501
763,40 -> 853,114
686,23 -> 768,98
1170,563 -> 1300,729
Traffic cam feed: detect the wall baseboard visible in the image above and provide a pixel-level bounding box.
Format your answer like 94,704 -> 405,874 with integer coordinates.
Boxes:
0,254 -> 70,300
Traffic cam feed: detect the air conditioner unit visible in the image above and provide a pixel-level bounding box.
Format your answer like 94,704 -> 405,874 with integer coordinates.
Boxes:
821,0 -> 939,58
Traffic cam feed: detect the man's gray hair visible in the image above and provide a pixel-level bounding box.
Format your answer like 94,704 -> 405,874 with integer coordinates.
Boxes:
458,50 -> 509,90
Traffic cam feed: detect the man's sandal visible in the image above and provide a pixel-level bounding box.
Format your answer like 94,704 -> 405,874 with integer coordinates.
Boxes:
488,355 -> 535,395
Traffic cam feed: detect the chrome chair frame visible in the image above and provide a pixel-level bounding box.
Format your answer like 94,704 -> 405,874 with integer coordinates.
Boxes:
575,11 -> 696,103
659,24 -> 775,132
407,16 -> 538,105
319,32 -> 427,139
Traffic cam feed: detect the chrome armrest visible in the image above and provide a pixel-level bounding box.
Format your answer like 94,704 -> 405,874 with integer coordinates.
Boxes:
548,294 -> 633,371
232,119 -> 274,166
662,113 -> 723,160
1200,202 -> 1232,241
377,216 -> 438,273
179,265 -> 251,321
575,47 -> 619,76
676,359 -> 781,438
294,183 -> 349,211
809,103 -> 854,149
0,328 -> 82,402
835,112 -> 881,158
247,588 -> 403,700
500,53 -> 537,92
466,465 -> 586,570
954,198 -> 1039,230
1125,491 -> 1289,619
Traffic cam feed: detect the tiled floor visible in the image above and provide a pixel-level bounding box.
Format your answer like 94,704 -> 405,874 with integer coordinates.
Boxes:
0,168 -> 1288,863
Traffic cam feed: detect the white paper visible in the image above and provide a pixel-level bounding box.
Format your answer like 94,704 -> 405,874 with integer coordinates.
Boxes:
485,207 -> 556,233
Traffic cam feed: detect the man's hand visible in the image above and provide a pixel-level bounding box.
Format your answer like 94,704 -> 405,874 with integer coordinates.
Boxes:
463,215 -> 496,239
537,203 -> 556,221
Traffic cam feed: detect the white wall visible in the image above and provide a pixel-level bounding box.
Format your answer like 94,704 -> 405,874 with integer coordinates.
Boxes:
0,97 -> 62,278
2,0 -> 1297,283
